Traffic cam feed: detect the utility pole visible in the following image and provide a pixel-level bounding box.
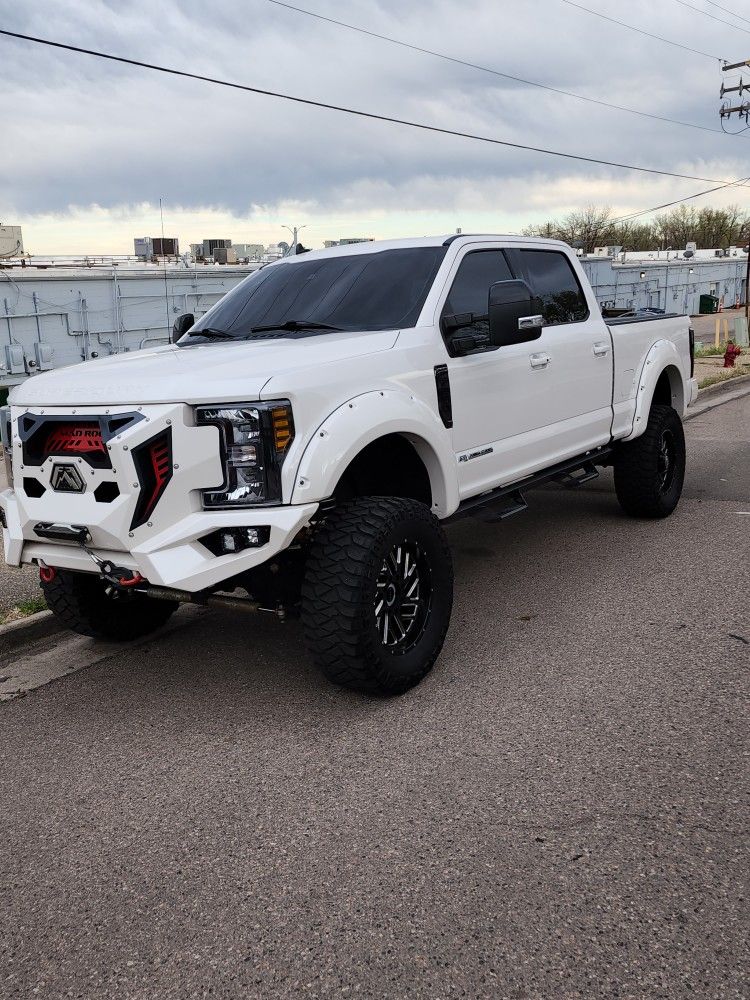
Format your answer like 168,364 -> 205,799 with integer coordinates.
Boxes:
719,63 -> 750,321
719,60 -> 750,124
281,224 -> 307,256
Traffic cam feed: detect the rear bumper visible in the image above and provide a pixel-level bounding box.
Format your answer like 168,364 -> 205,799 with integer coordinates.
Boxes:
1,488 -> 318,592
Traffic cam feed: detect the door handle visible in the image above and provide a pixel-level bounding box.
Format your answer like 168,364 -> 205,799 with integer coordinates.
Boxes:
593,341 -> 610,356
529,352 -> 550,369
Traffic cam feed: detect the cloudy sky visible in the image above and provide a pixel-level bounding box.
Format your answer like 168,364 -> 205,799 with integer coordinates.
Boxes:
1,0 -> 748,253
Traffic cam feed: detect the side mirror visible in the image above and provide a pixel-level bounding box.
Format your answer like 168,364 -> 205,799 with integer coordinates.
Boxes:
442,312 -> 491,356
488,280 -> 544,347
172,312 -> 195,343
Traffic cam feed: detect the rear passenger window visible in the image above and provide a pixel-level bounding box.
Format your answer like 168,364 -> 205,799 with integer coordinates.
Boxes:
442,250 -> 513,335
518,250 -> 588,326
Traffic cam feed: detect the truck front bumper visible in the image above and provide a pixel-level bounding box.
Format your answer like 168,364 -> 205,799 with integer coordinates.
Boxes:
1,487 -> 319,593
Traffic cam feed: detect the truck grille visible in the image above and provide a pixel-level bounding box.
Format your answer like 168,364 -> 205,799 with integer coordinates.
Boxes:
43,422 -> 107,461
20,412 -> 145,470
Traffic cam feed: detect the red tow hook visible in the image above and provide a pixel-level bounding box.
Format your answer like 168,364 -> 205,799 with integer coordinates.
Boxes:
117,572 -> 144,588
39,564 -> 57,584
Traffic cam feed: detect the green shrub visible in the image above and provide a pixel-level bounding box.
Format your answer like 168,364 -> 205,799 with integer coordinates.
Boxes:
0,387 -> 7,406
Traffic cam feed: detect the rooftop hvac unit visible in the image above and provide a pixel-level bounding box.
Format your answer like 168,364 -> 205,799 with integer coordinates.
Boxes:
153,237 -> 179,256
202,238 -> 232,256
685,241 -> 697,254
213,247 -> 237,264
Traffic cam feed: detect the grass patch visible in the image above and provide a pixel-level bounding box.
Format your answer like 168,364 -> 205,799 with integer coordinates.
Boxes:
698,364 -> 750,390
0,597 -> 47,626
695,345 -> 725,358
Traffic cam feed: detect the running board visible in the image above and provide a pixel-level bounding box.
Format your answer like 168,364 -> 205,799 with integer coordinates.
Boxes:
553,461 -> 600,488
447,446 -> 613,524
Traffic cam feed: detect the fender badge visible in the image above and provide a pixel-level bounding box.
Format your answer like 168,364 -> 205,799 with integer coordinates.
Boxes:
458,447 -> 494,463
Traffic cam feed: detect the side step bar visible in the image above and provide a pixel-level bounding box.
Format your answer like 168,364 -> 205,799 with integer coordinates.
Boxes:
447,446 -> 613,524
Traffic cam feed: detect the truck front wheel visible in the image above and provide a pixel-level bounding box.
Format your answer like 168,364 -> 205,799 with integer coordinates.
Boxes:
614,403 -> 686,518
301,497 -> 454,695
41,569 -> 179,641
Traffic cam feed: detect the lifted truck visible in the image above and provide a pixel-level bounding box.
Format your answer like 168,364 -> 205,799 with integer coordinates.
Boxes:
0,235 -> 697,694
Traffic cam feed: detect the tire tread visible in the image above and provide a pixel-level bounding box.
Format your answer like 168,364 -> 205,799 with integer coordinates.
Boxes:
301,497 -> 453,695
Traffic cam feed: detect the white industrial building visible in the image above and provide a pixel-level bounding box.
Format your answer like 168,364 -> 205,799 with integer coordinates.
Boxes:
1,243 -> 747,388
580,245 -> 748,315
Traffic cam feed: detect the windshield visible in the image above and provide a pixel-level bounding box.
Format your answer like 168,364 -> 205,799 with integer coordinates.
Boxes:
184,246 -> 447,341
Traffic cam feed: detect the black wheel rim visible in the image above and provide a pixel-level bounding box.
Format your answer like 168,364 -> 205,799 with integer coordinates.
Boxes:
658,429 -> 677,493
374,540 -> 432,654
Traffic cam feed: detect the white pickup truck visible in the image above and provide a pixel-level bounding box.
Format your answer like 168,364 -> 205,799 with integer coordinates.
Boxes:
0,235 -> 697,694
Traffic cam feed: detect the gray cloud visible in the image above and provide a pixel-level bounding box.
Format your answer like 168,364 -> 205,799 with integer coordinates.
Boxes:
0,0 -> 745,229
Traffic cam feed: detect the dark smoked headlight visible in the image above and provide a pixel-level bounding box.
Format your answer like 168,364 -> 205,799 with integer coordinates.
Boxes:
0,406 -> 13,488
196,401 -> 294,508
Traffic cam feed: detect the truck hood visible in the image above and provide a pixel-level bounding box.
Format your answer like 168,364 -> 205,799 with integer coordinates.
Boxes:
9,329 -> 400,406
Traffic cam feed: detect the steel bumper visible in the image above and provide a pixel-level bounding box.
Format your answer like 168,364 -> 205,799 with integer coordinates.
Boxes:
0,489 -> 319,592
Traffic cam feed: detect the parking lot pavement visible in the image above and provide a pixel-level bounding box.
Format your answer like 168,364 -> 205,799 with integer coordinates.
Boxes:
0,396 -> 748,998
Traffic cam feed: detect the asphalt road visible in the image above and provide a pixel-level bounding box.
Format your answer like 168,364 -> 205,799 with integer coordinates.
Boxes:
0,395 -> 748,999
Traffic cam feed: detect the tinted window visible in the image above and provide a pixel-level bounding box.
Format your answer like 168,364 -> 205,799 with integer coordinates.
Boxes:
518,250 -> 588,325
442,250 -> 514,328
188,247 -> 447,339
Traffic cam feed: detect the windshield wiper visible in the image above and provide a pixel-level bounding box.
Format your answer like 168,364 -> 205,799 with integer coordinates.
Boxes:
249,320 -> 344,334
185,327 -> 233,340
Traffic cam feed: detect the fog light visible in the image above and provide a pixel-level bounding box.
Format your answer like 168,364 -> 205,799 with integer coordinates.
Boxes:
200,526 -> 271,556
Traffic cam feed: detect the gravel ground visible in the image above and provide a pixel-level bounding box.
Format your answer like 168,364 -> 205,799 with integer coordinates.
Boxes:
0,393 -> 747,998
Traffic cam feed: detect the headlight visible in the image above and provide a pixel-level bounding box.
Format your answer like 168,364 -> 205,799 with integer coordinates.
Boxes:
196,401 -> 294,507
0,406 -> 13,488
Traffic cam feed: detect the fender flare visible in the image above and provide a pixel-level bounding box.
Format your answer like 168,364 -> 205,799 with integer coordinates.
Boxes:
623,339 -> 688,441
290,389 -> 460,516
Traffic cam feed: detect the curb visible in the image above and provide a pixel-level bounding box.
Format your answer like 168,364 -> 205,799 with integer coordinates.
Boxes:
686,374 -> 750,421
0,609 -> 61,654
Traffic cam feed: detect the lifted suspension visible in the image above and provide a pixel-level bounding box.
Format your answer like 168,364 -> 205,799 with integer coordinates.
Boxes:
137,584 -> 287,620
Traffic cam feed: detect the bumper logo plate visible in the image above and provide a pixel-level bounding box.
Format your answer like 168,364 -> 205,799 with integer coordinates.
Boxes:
50,463 -> 86,493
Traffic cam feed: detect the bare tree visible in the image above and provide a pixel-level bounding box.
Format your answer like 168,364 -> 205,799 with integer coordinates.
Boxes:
524,204 -> 749,252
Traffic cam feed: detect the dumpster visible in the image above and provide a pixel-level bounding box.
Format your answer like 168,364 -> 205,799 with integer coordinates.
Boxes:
699,294 -> 719,314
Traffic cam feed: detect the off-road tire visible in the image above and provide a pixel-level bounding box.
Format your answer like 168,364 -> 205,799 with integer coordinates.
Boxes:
301,497 -> 454,695
614,404 -> 686,518
41,569 -> 178,640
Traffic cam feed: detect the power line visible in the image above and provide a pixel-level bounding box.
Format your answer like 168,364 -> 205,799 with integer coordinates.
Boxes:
673,0 -> 750,33
1,27 -> 746,187
559,0 -> 725,61
267,0 -> 732,136
611,175 -> 750,224
705,0 -> 750,28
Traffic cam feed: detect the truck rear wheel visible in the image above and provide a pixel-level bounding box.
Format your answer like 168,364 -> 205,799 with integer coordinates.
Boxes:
301,497 -> 453,695
41,569 -> 178,641
614,404 -> 686,518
